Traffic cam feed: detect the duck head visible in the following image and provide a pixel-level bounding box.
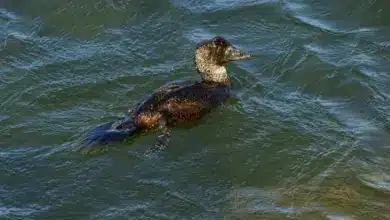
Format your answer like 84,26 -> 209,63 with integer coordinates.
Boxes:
195,36 -> 251,84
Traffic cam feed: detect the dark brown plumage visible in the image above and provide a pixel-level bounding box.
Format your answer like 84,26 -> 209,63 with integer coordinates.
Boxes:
85,36 -> 251,152
132,82 -> 230,128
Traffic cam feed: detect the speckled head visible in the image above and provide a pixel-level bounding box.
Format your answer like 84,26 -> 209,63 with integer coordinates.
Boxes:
195,36 -> 251,84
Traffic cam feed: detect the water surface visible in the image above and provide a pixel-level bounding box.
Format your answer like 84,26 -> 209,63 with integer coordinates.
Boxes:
1,0 -> 390,219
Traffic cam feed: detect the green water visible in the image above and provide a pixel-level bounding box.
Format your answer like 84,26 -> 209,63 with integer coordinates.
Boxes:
1,0 -> 389,219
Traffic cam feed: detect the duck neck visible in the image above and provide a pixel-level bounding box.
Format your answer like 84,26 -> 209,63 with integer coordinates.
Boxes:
195,56 -> 231,85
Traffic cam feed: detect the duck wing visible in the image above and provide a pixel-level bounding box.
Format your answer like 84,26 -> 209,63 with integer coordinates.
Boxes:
133,82 -> 231,126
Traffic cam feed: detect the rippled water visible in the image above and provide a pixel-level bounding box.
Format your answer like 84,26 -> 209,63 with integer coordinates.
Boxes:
1,0 -> 389,219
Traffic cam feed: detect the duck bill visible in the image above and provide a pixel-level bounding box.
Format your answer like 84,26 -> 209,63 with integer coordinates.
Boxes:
226,46 -> 251,61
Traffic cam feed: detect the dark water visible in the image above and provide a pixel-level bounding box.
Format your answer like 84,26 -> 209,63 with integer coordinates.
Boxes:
1,0 -> 389,219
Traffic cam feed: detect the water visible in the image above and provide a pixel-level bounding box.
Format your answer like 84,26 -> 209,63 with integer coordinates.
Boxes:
1,0 -> 389,219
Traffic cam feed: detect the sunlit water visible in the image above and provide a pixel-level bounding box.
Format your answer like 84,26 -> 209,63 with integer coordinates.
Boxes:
1,0 -> 389,219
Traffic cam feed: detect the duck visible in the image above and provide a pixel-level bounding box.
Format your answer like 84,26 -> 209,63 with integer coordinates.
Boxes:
84,36 -> 251,153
